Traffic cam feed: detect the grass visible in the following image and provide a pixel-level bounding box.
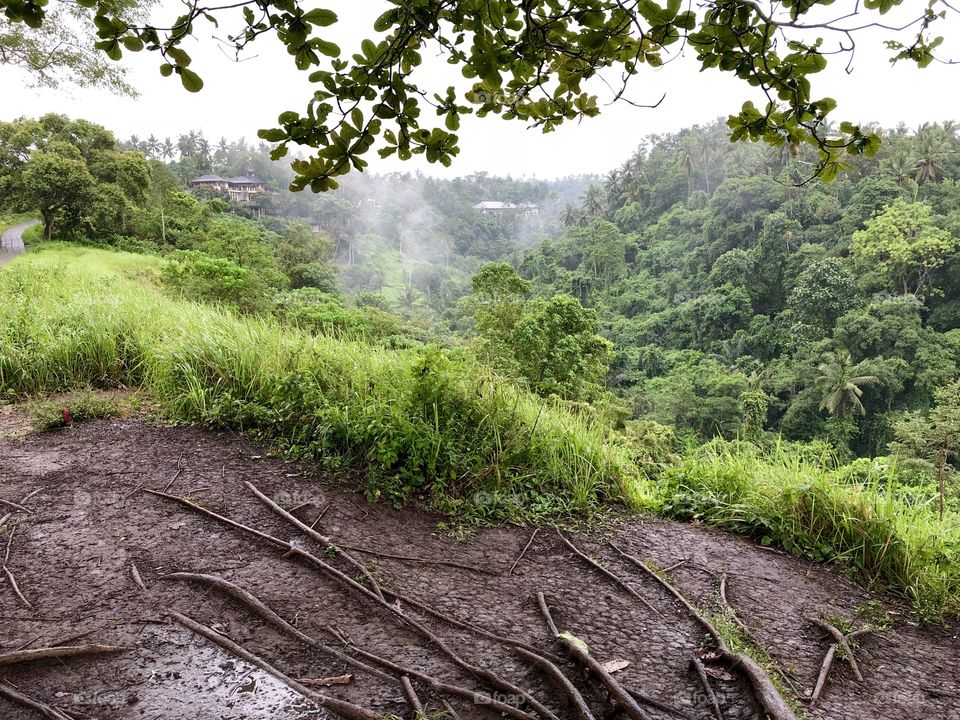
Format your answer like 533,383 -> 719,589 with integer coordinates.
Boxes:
0,244 -> 649,523
1,244 -> 958,619
660,439 -> 960,620
24,389 -> 134,430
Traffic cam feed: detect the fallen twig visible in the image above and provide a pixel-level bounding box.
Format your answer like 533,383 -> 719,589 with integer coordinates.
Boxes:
400,676 -> 424,714
171,610 -> 377,720
558,533 -> 663,619
690,656 -> 723,720
608,542 -> 797,720
442,700 -> 461,720
162,468 -> 183,494
509,529 -> 538,575
0,644 -> 128,667
130,563 -> 147,591
0,498 -> 30,514
0,680 -> 76,720
537,592 -> 652,720
309,503 -> 331,529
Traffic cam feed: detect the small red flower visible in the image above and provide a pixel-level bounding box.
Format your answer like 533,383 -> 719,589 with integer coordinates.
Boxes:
62,407 -> 73,426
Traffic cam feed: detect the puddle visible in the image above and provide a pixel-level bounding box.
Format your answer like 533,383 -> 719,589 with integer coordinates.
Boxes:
102,625 -> 330,719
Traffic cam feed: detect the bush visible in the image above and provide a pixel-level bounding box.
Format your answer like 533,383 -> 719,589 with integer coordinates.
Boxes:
161,250 -> 273,314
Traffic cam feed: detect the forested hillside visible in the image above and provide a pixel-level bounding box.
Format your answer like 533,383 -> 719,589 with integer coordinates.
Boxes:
512,121 -> 960,468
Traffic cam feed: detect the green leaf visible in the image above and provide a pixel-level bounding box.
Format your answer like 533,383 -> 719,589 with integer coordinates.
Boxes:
178,67 -> 204,92
302,8 -> 337,27
314,39 -> 340,57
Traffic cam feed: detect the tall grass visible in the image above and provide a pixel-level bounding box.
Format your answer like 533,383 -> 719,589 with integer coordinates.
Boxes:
2,246 -> 958,617
0,246 -> 649,522
660,439 -> 960,619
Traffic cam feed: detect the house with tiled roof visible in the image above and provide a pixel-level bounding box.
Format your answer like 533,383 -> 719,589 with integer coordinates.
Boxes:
190,173 -> 266,202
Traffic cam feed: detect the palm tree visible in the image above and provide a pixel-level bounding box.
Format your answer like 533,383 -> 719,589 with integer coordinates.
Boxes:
879,149 -> 919,199
560,203 -> 587,228
161,137 -> 175,161
913,132 -> 948,184
581,185 -> 605,218
815,351 -> 878,418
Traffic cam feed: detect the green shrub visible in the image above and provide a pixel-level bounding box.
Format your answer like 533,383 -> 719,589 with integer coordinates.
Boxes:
161,250 -> 273,314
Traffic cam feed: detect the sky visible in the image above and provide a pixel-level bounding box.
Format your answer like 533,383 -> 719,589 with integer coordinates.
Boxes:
2,1 -> 960,179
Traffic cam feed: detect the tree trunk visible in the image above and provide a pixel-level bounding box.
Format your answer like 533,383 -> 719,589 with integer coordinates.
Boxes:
43,212 -> 54,241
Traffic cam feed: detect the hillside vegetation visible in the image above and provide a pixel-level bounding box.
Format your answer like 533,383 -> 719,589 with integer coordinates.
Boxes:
1,245 -> 958,619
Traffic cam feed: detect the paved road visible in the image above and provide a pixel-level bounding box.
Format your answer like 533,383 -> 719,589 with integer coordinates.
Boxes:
0,219 -> 38,266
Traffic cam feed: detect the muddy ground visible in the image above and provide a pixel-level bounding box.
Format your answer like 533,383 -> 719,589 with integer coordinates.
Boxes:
0,417 -> 957,720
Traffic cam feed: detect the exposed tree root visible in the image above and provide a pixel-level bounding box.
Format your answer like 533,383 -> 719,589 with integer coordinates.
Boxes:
690,655 -> 723,720
164,572 -> 392,682
170,610 -> 378,720
0,498 -> 30,514
808,619 -> 877,704
719,574 -> 752,639
509,529 -> 538,575
513,646 -> 596,720
0,644 -> 128,667
250,481 -> 492,574
0,680 -> 76,720
3,565 -> 31,608
2,524 -> 31,607
810,644 -> 837,705
167,572 -> 534,719
379,588 -> 565,665
245,481 -> 386,601
537,592 -> 652,720
811,618 -> 864,682
608,542 -> 797,720
148,491 -> 556,720
624,688 -> 695,720
442,700 -> 462,720
401,675 -> 425,713
557,532 -> 663,619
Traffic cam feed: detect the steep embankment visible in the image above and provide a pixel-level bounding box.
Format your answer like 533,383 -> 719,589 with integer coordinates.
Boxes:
0,418 -> 957,720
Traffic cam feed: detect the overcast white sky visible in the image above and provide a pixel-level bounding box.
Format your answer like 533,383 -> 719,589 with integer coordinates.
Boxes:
2,1 -> 959,178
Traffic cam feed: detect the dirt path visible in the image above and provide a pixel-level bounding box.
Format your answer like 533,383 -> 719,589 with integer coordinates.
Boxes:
0,220 -> 37,266
0,419 -> 957,720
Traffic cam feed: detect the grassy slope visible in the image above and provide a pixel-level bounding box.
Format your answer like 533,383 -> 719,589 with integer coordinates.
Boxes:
0,245 -> 650,521
1,245 -> 958,618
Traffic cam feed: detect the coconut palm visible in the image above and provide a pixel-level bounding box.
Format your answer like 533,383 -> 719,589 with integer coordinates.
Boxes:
581,185 -> 605,218
815,351 -> 878,418
879,149 -> 919,198
913,132 -> 948,184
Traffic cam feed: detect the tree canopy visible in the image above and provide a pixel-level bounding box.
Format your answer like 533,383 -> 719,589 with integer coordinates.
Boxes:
2,1 -> 956,189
